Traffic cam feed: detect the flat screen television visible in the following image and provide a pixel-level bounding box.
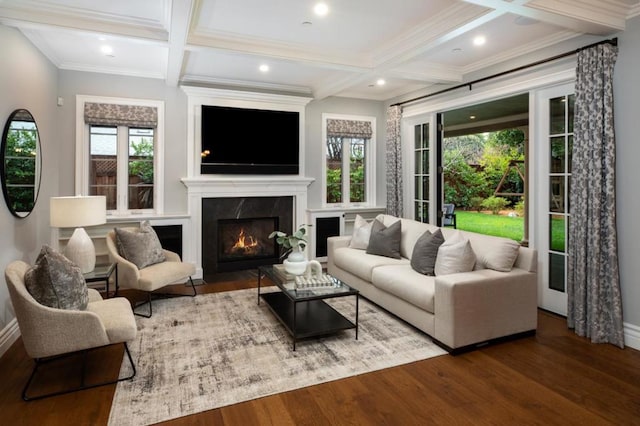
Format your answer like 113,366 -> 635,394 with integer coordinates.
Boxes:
201,105 -> 300,175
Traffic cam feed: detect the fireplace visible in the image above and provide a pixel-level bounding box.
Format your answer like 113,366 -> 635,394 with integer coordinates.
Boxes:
202,196 -> 294,277
217,217 -> 279,271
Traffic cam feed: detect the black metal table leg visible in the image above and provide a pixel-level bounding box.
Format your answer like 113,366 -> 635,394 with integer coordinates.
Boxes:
257,268 -> 261,305
293,300 -> 297,351
355,293 -> 359,340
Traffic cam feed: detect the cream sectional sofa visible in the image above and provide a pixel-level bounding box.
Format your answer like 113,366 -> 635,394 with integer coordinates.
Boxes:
327,214 -> 538,353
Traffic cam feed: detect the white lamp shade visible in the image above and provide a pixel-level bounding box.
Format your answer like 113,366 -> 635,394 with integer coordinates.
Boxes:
50,196 -> 106,228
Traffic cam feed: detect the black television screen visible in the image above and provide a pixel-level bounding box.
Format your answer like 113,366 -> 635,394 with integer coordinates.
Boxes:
201,105 -> 300,175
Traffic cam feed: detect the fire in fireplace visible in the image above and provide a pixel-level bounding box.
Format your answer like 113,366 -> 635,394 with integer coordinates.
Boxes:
217,217 -> 279,271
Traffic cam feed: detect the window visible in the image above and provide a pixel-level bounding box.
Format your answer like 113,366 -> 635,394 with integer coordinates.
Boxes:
413,123 -> 430,223
76,96 -> 164,215
323,114 -> 375,206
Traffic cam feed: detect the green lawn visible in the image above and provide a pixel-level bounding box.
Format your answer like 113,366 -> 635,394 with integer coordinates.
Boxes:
455,211 -> 565,251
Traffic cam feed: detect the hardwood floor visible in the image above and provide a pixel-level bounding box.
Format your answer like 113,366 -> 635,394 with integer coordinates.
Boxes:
2,279 -> 639,426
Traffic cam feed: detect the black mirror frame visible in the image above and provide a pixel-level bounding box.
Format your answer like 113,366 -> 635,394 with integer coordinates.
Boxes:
1,109 -> 42,218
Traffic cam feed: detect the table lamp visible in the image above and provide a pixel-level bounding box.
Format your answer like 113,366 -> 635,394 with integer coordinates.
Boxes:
50,195 -> 106,273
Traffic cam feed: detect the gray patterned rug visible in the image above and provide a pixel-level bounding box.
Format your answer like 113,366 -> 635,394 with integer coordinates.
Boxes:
108,288 -> 446,425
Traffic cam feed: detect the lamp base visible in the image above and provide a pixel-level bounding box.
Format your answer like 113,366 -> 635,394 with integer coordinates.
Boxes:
64,227 -> 96,273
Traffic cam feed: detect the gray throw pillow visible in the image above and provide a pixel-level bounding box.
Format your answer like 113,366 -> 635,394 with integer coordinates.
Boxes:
366,219 -> 402,259
25,245 -> 89,310
410,229 -> 445,276
115,221 -> 166,269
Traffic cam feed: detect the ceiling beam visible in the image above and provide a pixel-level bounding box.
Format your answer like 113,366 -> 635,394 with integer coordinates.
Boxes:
461,0 -> 626,34
0,4 -> 169,42
166,0 -> 195,86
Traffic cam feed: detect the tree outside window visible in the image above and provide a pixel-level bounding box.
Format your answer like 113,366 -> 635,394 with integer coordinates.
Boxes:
4,120 -> 37,212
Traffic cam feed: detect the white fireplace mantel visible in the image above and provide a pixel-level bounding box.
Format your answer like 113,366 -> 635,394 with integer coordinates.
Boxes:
181,176 -> 314,278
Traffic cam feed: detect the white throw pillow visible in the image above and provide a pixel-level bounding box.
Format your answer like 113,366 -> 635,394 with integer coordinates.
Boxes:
479,238 -> 521,272
435,232 -> 476,276
349,215 -> 373,250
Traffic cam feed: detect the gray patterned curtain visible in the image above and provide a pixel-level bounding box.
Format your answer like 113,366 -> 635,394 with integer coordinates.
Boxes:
567,42 -> 624,348
84,102 -> 158,128
386,105 -> 402,217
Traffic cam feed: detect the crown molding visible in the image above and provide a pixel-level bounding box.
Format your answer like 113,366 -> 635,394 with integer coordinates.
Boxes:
59,62 -> 166,80
180,75 -> 313,96
389,64 -> 464,85
187,30 -> 370,72
0,2 -> 169,42
180,85 -> 313,106
628,3 -> 640,18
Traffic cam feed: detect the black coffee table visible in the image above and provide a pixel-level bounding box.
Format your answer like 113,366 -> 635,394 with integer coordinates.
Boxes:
257,265 -> 359,351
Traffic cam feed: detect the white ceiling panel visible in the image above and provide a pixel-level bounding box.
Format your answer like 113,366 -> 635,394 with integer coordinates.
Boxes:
22,28 -> 168,79
183,49 -> 356,94
194,0 -> 454,54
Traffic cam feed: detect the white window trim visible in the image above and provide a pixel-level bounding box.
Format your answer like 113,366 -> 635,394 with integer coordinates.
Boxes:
75,95 -> 165,215
321,113 -> 376,208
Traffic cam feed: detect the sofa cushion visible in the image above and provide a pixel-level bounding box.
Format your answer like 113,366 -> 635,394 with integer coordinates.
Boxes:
471,234 -> 521,272
366,219 -> 402,259
349,215 -> 373,250
334,247 -> 408,282
410,229 -> 444,276
137,260 -> 196,292
399,218 -> 439,259
24,245 -> 89,310
435,232 -> 476,276
115,221 -> 166,269
371,265 -> 435,313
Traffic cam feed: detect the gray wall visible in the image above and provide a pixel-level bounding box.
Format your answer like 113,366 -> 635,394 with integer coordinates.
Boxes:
305,97 -> 386,209
613,15 -> 640,328
0,26 -> 59,330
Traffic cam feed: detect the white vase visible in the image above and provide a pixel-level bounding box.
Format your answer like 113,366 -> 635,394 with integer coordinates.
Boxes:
283,247 -> 308,276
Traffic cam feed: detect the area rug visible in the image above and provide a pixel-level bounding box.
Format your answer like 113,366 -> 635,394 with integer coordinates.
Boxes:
108,288 -> 446,425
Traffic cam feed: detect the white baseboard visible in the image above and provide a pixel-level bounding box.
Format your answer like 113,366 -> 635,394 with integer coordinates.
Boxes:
624,322 -> 640,351
0,318 -> 20,357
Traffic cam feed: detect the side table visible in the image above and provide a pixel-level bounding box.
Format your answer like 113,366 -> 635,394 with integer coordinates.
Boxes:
83,263 -> 118,298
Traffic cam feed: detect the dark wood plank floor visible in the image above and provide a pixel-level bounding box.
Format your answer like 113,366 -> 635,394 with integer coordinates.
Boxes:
1,278 -> 639,426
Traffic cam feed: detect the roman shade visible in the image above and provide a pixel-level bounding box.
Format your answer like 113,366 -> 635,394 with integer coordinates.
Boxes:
327,119 -> 372,139
84,102 -> 158,128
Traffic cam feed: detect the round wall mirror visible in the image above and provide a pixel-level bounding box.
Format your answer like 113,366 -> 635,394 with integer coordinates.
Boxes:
1,109 -> 41,218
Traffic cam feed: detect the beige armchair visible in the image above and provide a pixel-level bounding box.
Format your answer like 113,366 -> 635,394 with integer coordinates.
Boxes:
106,230 -> 196,317
4,260 -> 137,401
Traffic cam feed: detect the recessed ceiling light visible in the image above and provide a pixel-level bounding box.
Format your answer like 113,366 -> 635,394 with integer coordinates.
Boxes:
100,45 -> 113,55
314,2 -> 329,16
259,64 -> 269,72
473,36 -> 486,46
470,115 -> 476,120
376,79 -> 386,86
98,36 -> 107,41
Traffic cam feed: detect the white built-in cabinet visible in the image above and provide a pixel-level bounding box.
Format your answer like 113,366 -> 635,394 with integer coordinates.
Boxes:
307,207 -> 385,262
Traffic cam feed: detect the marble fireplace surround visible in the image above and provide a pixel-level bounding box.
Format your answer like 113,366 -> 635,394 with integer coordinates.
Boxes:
181,176 -> 313,278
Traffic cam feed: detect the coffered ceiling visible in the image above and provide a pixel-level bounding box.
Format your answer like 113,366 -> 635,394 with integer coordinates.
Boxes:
1,0 -> 638,100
